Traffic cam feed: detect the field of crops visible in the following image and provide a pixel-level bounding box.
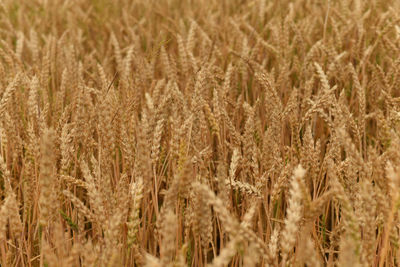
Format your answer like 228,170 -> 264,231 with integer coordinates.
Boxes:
0,0 -> 400,266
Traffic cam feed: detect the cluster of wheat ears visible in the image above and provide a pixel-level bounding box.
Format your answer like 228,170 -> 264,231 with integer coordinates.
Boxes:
1,0 -> 400,266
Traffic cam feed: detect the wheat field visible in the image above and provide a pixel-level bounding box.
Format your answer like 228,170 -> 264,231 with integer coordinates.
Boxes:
0,0 -> 400,266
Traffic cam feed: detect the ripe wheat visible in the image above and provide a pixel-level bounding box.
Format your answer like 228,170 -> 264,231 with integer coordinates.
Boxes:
0,0 -> 400,266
